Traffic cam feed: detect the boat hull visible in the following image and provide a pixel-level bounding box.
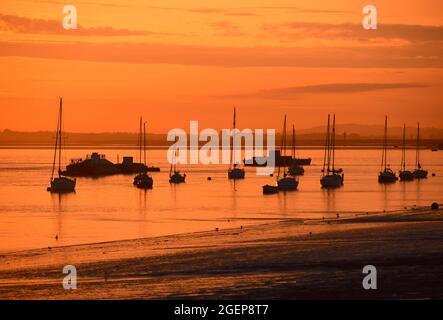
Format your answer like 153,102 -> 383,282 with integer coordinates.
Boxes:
288,165 -> 304,176
244,157 -> 311,167
399,170 -> 414,181
228,168 -> 245,180
320,174 -> 344,189
169,173 -> 186,184
133,173 -> 153,189
262,185 -> 279,194
378,171 -> 398,183
277,177 -> 299,191
48,177 -> 76,193
413,169 -> 428,179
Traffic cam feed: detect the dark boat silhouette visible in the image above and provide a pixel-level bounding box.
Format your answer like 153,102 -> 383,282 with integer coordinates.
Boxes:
320,114 -> 344,189
413,123 -> 428,179
169,148 -> 186,184
228,107 -> 245,180
134,119 -> 153,189
62,117 -> 159,177
47,98 -> 76,193
378,116 -> 398,183
399,124 -> 414,182
288,125 -> 305,176
244,151 -> 311,167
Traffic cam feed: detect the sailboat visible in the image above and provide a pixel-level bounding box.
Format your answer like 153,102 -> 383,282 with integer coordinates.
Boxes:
277,115 -> 299,191
378,116 -> 398,183
228,107 -> 245,180
399,124 -> 414,181
413,123 -> 428,179
47,98 -> 76,193
133,118 -> 154,189
320,114 -> 344,188
169,148 -> 186,184
288,125 -> 304,176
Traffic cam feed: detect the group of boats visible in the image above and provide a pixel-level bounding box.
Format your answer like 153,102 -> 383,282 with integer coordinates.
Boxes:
47,99 -> 184,193
46,99 -> 429,195
262,113 -> 343,194
378,116 -> 428,183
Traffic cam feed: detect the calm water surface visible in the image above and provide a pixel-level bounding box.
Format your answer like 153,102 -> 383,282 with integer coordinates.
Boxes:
0,148 -> 442,252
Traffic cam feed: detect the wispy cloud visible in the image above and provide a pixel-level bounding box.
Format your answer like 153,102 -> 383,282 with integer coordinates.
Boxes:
0,41 -> 441,68
220,83 -> 429,99
210,21 -> 244,36
0,14 -> 174,36
263,22 -> 443,43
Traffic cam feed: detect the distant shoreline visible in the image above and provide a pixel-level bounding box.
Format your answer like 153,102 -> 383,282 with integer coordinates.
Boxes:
0,145 -> 439,151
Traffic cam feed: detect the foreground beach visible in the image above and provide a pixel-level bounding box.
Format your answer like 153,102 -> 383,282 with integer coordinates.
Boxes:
0,207 -> 442,299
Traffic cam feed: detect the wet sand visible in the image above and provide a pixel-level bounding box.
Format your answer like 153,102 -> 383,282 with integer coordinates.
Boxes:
0,207 -> 442,299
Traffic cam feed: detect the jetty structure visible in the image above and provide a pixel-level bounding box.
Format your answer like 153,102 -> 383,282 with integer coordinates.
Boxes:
62,118 -> 159,177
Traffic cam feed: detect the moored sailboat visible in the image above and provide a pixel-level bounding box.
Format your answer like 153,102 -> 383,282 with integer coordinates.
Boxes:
413,123 -> 428,179
399,124 -> 414,181
378,116 -> 398,183
133,118 -> 153,189
288,124 -> 304,176
169,148 -> 186,184
320,114 -> 344,188
228,107 -> 245,180
277,115 -> 299,191
47,97 -> 76,193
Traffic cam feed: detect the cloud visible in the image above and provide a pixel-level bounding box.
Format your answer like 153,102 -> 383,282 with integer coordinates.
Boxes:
0,14 -> 172,36
220,83 -> 429,99
0,41 -> 441,68
263,22 -> 443,43
210,21 -> 244,36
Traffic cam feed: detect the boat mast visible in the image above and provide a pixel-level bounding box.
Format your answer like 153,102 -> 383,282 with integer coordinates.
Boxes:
415,123 -> 420,169
139,116 -> 142,164
278,115 -> 287,179
331,114 -> 336,173
51,98 -> 61,180
231,107 -> 236,169
143,122 -> 147,166
292,124 -> 296,159
401,124 -> 406,171
381,116 -> 388,171
322,114 -> 330,176
58,97 -> 63,177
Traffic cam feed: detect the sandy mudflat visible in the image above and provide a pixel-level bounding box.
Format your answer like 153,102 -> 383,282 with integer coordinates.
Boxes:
0,207 -> 442,299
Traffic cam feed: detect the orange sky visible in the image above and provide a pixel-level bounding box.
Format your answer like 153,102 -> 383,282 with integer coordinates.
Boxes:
0,0 -> 442,133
